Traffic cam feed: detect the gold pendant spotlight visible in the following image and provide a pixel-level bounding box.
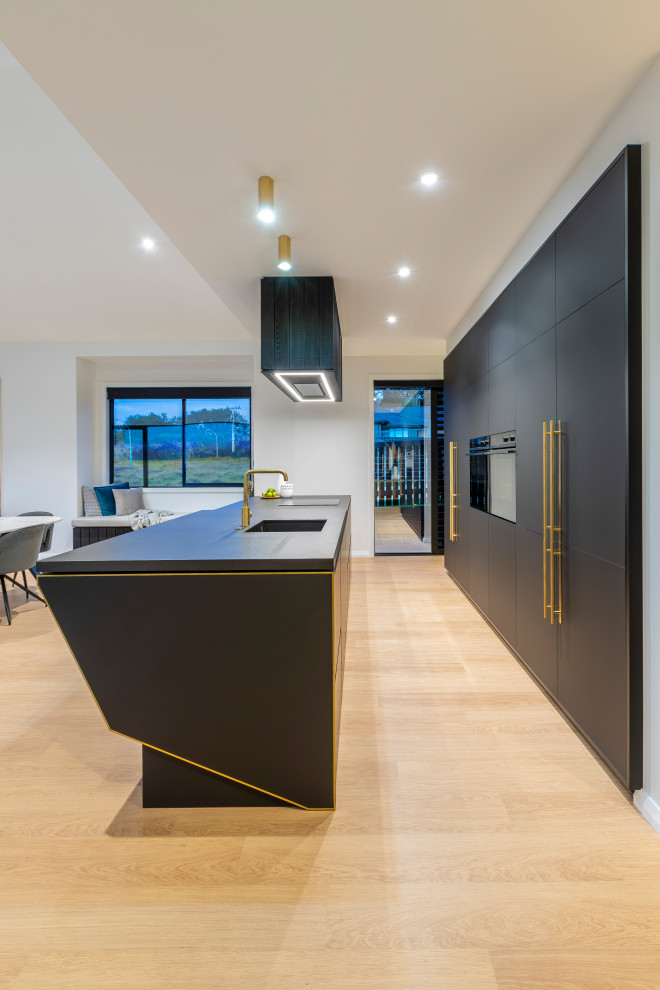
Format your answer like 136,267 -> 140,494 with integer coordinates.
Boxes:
277,234 -> 292,271
257,176 -> 275,224
257,176 -> 292,272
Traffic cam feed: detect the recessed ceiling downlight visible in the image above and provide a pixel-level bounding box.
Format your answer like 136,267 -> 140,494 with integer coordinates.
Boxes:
387,315 -> 397,324
398,266 -> 411,278
141,237 -> 156,251
420,172 -> 438,186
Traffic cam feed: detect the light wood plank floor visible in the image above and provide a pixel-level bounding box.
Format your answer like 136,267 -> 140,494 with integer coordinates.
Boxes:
2,559 -> 660,989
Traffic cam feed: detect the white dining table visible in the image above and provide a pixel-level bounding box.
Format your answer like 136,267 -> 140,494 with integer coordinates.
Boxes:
0,516 -> 62,535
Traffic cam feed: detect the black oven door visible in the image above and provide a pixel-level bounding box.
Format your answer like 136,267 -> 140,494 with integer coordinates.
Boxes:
469,450 -> 488,512
469,434 -> 516,522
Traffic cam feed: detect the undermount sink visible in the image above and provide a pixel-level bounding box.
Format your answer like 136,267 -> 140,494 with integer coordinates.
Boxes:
246,519 -> 327,533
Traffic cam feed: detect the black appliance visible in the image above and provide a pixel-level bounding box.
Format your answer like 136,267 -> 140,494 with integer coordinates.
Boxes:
469,432 -> 516,523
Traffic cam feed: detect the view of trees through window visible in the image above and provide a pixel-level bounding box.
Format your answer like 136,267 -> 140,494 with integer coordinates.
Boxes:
109,388 -> 251,487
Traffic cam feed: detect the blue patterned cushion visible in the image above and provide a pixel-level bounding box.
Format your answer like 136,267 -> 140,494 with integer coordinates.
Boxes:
94,483 -> 130,516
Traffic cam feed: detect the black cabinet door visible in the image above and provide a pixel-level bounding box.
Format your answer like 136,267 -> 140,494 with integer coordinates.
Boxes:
516,526 -> 557,695
469,509 -> 489,613
469,316 -> 489,383
464,375 -> 489,442
489,515 -> 516,648
515,328 -> 556,536
444,387 -> 456,557
556,155 -> 625,323
557,547 -> 630,785
515,236 -> 555,350
444,435 -> 455,569
444,387 -> 470,592
489,354 -> 516,435
449,334 -> 471,391
556,281 -> 626,566
443,347 -> 458,395
449,451 -> 471,591
488,284 -> 517,370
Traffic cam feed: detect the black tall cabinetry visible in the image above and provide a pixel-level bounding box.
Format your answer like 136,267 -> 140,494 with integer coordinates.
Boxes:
444,147 -> 642,790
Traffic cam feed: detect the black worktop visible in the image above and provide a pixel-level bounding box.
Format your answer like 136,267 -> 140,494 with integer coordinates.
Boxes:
38,496 -> 351,574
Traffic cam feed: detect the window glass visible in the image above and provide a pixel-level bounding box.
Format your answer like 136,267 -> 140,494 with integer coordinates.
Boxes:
112,427 -> 144,487
146,424 -> 183,487
185,398 -> 250,485
374,385 -> 433,555
108,390 -> 251,488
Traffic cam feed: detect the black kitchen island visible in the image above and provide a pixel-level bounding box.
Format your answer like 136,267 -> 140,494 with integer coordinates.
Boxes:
38,496 -> 351,810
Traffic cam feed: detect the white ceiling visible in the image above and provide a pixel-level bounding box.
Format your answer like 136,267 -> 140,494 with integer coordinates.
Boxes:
2,1 -> 660,351
0,44 -> 248,341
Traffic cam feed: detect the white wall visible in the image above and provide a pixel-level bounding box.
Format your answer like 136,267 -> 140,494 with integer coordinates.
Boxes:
76,358 -> 95,509
0,341 -> 253,552
1,343 -> 79,547
445,54 -> 660,830
0,339 -> 442,557
89,351 -> 259,516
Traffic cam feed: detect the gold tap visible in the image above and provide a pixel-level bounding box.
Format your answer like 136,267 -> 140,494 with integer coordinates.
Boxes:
237,469 -> 288,529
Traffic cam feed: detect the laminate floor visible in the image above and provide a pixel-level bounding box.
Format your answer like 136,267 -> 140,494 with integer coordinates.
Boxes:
2,559 -> 660,989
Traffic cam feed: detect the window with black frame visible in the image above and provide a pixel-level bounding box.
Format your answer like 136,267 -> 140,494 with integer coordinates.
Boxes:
108,387 -> 251,488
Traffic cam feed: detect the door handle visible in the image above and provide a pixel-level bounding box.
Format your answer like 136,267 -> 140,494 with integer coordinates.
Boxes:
543,421 -> 562,623
449,441 -> 457,542
555,420 -> 562,624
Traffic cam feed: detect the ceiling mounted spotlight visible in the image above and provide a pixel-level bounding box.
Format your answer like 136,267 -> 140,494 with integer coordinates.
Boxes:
141,237 -> 155,251
257,176 -> 275,223
387,315 -> 397,324
420,172 -> 438,186
398,266 -> 411,278
277,234 -> 292,271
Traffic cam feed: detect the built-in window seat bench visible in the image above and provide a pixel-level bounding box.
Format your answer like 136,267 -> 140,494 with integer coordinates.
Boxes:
72,516 -> 137,548
73,486 -> 186,548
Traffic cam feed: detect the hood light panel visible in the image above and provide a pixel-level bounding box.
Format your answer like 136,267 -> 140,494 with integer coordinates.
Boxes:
274,371 -> 337,402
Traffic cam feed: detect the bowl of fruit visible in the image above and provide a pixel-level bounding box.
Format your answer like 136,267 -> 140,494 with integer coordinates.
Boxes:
260,487 -> 280,499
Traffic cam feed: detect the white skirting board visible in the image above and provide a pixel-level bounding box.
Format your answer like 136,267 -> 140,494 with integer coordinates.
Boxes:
350,550 -> 371,557
634,789 -> 660,835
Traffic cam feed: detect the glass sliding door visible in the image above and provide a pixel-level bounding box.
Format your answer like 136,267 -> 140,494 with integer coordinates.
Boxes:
374,381 -> 443,555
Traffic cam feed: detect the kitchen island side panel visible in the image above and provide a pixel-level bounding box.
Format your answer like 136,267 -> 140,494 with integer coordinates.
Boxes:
39,571 -> 336,809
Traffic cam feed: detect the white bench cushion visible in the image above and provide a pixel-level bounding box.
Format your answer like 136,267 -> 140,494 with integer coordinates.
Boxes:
71,512 -> 187,528
71,516 -> 133,527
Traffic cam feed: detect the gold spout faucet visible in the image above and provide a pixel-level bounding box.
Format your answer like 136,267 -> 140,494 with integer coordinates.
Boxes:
237,469 -> 288,529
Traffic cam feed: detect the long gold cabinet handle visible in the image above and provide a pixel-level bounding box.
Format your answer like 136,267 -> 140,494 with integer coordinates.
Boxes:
556,419 -> 562,624
543,422 -> 549,618
542,421 -> 562,624
449,441 -> 458,542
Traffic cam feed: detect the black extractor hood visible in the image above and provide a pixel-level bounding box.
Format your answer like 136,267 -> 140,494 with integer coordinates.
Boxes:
261,276 -> 342,402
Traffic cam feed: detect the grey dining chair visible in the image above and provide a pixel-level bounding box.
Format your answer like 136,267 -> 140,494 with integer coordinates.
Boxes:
0,525 -> 46,625
13,512 -> 55,580
18,511 -> 54,555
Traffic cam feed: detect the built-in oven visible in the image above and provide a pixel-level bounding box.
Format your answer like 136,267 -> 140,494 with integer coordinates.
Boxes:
469,432 -> 516,523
